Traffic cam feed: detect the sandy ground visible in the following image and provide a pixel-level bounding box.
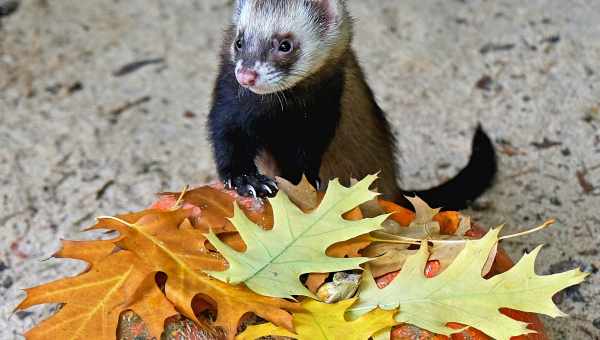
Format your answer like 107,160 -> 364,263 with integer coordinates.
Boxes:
1,0 -> 599,338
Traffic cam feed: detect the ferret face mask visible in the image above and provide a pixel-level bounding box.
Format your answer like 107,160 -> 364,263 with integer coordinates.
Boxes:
230,0 -> 346,94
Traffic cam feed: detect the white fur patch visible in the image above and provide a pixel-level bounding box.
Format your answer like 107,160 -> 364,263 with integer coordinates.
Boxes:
234,0 -> 348,94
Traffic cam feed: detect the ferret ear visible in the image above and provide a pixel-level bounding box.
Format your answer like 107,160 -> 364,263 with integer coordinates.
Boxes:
310,0 -> 342,23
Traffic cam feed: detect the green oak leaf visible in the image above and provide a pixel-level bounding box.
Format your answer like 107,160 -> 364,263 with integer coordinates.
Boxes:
348,228 -> 588,340
204,175 -> 387,299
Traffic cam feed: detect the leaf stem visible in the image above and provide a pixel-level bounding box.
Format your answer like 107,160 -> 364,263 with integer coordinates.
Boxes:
171,185 -> 190,211
499,219 -> 555,241
371,220 -> 555,245
96,216 -> 136,228
368,236 -> 421,245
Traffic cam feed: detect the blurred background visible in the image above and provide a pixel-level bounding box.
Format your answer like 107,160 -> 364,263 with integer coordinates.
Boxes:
1,0 -> 599,338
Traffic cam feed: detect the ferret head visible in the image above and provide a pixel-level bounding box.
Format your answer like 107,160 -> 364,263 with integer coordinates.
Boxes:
229,0 -> 351,95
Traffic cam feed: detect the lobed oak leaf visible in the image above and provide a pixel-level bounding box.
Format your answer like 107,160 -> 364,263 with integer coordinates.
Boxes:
204,175 -> 387,299
276,175 -> 319,211
278,176 -> 373,258
406,195 -> 441,226
100,209 -> 299,339
160,179 -> 371,296
159,185 -> 274,234
17,251 -> 171,340
277,176 -> 374,294
348,229 -> 588,340
54,239 -> 119,270
237,298 -> 396,340
362,242 -> 418,278
365,197 -> 476,278
125,274 -> 179,337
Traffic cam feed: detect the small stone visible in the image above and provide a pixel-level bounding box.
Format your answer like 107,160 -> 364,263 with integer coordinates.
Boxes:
0,0 -> 19,17
316,272 -> 361,304
1,276 -> 13,289
475,75 -> 493,91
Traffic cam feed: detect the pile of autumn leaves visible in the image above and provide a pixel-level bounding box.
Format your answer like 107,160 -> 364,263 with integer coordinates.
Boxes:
17,175 -> 587,340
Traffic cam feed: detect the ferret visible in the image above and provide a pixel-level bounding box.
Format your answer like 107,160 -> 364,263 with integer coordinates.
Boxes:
207,0 -> 496,210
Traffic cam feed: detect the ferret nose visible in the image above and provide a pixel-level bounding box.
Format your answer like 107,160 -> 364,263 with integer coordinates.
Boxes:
236,68 -> 258,86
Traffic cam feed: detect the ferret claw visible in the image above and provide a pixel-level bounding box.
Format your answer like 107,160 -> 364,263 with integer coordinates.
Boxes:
228,174 -> 279,198
247,185 -> 258,199
262,184 -> 273,195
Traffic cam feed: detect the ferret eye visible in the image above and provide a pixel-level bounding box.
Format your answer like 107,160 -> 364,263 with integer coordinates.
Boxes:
278,40 -> 293,53
235,38 -> 243,50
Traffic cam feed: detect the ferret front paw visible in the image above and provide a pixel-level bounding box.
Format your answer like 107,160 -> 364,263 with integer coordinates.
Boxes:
225,174 -> 279,198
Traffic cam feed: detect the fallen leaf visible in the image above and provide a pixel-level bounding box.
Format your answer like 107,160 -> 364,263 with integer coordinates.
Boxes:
205,176 -> 387,298
365,198 -> 475,277
17,251 -> 169,340
161,186 -> 273,233
276,176 -> 319,211
362,243 -> 418,278
406,196 -> 440,227
237,298 -> 396,340
349,229 -> 588,340
54,239 -> 119,270
103,210 -> 299,338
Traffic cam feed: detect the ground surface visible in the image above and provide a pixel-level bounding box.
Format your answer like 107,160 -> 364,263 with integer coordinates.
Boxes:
1,0 -> 599,339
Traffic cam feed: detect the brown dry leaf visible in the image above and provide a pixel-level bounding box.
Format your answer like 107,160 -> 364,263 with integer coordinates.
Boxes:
428,216 -> 501,276
362,242 -> 418,278
427,216 -> 498,276
364,197 -> 478,277
99,209 -> 299,339
276,175 -> 319,211
406,196 -> 440,225
482,242 -> 499,277
428,242 -> 466,275
17,251 -> 172,340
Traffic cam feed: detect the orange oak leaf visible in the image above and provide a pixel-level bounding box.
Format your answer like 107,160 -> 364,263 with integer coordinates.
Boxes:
95,209 -> 299,339
17,251 -> 174,340
159,185 -> 273,234
54,239 -> 119,270
19,206 -> 299,340
125,274 -> 179,337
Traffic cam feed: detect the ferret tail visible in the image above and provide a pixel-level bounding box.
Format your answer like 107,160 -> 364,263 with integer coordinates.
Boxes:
398,124 -> 497,211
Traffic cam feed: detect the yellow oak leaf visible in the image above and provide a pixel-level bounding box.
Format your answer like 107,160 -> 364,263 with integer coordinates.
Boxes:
237,298 -> 396,340
349,228 -> 588,340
